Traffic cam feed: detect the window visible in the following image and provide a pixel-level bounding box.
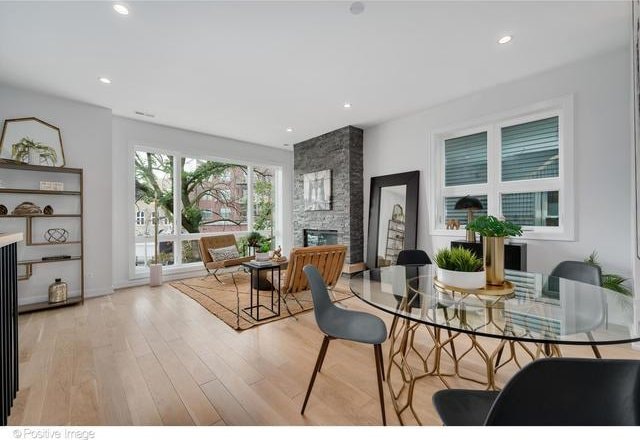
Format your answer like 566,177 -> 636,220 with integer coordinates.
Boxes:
431,97 -> 574,240
132,147 -> 281,275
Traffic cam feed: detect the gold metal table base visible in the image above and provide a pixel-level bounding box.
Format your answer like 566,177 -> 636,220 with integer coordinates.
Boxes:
386,314 -> 561,426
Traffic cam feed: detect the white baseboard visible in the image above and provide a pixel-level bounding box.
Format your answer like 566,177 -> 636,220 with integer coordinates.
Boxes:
113,268 -> 209,290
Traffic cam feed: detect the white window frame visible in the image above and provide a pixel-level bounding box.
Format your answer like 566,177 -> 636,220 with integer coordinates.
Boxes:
136,211 -> 145,225
429,96 -> 575,241
128,144 -> 283,279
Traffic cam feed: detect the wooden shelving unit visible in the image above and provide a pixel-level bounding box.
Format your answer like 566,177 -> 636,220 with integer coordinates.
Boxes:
0,159 -> 84,313
384,218 -> 405,264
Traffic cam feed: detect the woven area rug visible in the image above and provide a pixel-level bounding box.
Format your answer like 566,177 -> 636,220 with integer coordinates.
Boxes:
170,271 -> 353,331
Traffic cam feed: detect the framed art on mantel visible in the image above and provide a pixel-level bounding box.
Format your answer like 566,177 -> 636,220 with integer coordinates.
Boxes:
303,169 -> 332,211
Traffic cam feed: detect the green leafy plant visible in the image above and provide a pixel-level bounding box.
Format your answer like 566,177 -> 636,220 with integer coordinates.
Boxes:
434,247 -> 483,272
246,231 -> 264,248
11,137 -> 57,165
466,215 -> 523,237
259,241 -> 271,253
585,251 -> 632,297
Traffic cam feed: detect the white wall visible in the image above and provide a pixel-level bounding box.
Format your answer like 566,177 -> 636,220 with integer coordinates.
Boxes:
364,48 -> 632,278
111,116 -> 294,288
0,83 -> 113,302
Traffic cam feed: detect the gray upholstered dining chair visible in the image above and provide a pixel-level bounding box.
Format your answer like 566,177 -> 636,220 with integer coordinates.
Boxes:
550,260 -> 604,358
301,265 -> 388,425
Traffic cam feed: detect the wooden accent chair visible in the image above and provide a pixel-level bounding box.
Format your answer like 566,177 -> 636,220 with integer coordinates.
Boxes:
281,245 -> 347,311
198,234 -> 252,282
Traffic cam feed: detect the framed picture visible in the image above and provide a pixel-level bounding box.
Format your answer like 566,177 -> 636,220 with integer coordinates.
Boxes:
0,117 -> 66,167
303,169 -> 332,211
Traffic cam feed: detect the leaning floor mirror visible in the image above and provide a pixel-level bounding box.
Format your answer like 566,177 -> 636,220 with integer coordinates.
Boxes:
367,170 -> 419,269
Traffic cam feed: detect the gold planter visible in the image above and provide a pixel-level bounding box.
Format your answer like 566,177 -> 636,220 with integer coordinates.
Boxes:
483,236 -> 505,286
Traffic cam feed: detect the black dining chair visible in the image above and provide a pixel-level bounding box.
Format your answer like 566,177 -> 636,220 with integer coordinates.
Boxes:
301,264 -> 388,425
432,357 -> 640,425
550,260 -> 604,358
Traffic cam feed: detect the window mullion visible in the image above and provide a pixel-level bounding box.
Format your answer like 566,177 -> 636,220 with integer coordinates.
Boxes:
247,165 -> 254,231
174,153 -> 183,265
486,123 -> 500,217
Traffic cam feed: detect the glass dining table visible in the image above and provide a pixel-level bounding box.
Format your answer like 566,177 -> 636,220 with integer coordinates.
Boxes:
349,265 -> 640,425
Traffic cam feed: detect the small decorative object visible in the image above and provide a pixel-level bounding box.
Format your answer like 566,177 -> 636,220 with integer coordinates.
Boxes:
271,245 -> 286,262
434,247 -> 485,289
446,219 -> 460,230
44,228 -> 69,243
303,169 -> 332,211
43,205 -> 54,215
0,117 -> 66,167
391,204 -> 405,222
466,215 -> 523,286
40,181 -> 64,191
48,278 -> 68,304
454,196 -> 484,242
0,204 -> 6,216
12,201 -> 42,215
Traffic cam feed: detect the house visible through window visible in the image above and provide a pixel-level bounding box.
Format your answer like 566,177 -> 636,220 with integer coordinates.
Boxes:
136,211 -> 145,225
432,98 -> 573,240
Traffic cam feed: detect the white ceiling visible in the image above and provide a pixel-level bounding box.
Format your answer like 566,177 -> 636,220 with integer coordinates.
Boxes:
0,1 -> 629,149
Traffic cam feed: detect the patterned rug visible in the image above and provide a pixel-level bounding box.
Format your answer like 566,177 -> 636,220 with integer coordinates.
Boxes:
170,271 -> 353,331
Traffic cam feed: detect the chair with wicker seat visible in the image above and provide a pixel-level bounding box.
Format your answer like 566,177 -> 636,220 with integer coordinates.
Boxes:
280,245 -> 347,312
198,234 -> 253,282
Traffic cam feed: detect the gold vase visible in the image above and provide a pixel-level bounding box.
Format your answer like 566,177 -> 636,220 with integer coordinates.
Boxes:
483,236 -> 505,286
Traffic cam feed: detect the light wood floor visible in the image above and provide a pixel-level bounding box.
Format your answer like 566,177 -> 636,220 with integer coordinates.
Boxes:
8,278 -> 640,426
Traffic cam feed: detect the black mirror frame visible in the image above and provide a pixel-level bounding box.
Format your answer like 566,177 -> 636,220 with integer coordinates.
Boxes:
367,170 -> 420,269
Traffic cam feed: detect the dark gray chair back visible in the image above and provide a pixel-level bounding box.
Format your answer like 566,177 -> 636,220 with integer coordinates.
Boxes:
485,358 -> 640,425
303,264 -> 336,334
396,249 -> 431,266
550,261 -> 602,286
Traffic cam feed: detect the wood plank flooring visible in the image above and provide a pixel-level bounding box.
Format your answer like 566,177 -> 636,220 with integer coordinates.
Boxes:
8,279 -> 640,426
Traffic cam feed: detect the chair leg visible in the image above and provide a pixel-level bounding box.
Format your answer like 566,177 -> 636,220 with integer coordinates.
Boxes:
586,332 -> 602,358
301,335 -> 331,415
374,344 -> 387,426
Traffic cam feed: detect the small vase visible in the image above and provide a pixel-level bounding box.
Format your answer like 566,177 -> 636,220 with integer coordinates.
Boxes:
48,278 -> 68,303
255,252 -> 269,262
483,236 -> 505,286
149,263 -> 163,286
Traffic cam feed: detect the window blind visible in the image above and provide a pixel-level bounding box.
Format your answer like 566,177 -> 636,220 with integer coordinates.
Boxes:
445,132 -> 487,186
501,116 -> 559,181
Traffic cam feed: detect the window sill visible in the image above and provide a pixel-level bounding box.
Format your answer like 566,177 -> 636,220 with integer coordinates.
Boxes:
430,228 -> 575,242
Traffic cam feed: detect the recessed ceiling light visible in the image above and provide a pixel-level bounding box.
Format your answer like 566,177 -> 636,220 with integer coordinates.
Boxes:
286,127 -> 293,132
98,77 -> 112,84
350,1 -> 365,15
498,35 -> 512,45
113,4 -> 129,15
343,102 -> 352,109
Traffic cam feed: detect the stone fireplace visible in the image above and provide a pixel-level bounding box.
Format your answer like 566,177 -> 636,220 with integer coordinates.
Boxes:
293,126 -> 363,267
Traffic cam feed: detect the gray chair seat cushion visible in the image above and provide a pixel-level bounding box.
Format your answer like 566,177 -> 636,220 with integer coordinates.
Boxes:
317,308 -> 387,345
432,390 -> 500,426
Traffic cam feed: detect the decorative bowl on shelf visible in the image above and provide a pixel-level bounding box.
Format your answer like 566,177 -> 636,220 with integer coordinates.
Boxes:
435,267 -> 486,290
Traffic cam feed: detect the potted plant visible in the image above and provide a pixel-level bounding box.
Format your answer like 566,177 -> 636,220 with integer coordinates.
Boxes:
585,251 -> 632,296
466,215 -> 522,286
255,239 -> 271,262
246,231 -> 263,255
434,247 -> 485,289
11,137 -> 58,166
149,198 -> 163,286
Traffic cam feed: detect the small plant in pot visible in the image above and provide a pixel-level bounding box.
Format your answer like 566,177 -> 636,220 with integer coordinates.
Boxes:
466,215 -> 522,286
434,247 -> 485,289
255,239 -> 272,262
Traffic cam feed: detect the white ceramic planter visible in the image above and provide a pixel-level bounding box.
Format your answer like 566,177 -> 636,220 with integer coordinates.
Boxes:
255,252 -> 270,262
149,263 -> 163,286
436,267 -> 485,289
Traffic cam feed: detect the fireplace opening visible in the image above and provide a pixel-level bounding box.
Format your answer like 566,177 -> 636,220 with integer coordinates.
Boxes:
304,229 -> 338,247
